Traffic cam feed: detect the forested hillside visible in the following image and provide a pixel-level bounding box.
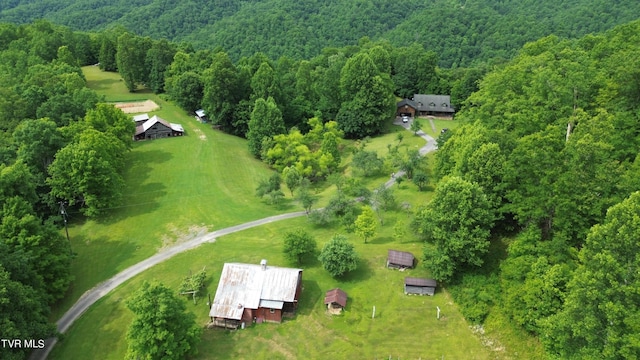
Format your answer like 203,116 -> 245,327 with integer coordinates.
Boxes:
432,20 -> 640,358
2,0 -> 640,67
0,21 -> 133,360
1,7 -> 640,358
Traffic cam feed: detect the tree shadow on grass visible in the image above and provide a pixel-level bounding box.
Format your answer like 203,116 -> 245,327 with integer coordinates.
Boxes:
98,148 -> 172,224
298,279 -> 322,316
50,234 -> 139,317
368,236 -> 393,245
86,77 -> 120,92
340,257 -> 372,283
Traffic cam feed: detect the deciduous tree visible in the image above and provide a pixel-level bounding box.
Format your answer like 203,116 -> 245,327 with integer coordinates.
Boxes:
84,103 -> 135,149
0,196 -> 72,302
414,176 -> 495,282
168,71 -> 203,112
47,129 -> 126,216
283,228 -> 317,264
410,118 -> 422,135
337,52 -> 395,138
412,171 -> 429,191
282,166 -> 301,196
13,118 -> 64,176
351,150 -> 383,177
202,51 -> 241,134
541,192 -> 640,359
116,33 -> 151,91
318,234 -> 358,277
126,282 -> 201,360
354,205 -> 377,243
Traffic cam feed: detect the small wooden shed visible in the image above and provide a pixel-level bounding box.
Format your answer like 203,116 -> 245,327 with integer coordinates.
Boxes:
404,277 -> 437,296
324,288 -> 347,314
195,109 -> 208,123
387,250 -> 415,269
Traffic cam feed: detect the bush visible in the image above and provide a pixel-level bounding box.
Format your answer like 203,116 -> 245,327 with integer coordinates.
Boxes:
447,273 -> 498,324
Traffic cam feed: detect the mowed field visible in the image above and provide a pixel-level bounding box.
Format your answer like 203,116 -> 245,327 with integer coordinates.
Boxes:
53,67 -> 285,318
49,67 -> 503,359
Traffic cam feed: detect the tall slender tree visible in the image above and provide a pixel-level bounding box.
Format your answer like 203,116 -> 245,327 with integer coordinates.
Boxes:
247,97 -> 285,157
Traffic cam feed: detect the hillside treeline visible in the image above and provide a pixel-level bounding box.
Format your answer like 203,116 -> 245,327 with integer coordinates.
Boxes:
2,0 -> 640,67
433,21 -> 640,358
0,21 -> 134,360
95,25 -> 449,139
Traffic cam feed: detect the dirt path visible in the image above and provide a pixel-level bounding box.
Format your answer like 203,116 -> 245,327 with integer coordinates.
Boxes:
31,123 -> 437,360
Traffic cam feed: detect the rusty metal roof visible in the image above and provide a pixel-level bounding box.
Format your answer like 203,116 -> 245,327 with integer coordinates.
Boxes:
324,288 -> 347,308
404,277 -> 437,287
388,249 -> 415,267
209,262 -> 302,320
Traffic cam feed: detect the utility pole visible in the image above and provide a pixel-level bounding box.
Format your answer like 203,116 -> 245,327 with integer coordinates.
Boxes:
59,201 -> 71,248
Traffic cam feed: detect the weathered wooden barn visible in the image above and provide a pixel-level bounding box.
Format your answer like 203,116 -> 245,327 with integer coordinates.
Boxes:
404,277 -> 437,296
387,249 -> 415,269
209,260 -> 303,329
396,94 -> 455,117
324,288 -> 347,314
134,115 -> 184,140
132,113 -> 149,126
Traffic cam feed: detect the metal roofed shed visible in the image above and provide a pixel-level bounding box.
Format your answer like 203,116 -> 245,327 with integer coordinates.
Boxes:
132,113 -> 150,125
324,288 -> 347,314
209,261 -> 303,328
387,250 -> 415,269
404,277 -> 437,296
195,109 -> 208,123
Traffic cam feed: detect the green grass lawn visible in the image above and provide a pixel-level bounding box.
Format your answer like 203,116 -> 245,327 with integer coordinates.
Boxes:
50,215 -> 497,360
52,68 -> 288,318
84,66 -> 157,102
49,67 -> 533,359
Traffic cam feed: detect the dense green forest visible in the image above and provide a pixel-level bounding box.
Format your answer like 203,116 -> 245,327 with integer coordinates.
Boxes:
433,21 -> 640,358
1,7 -> 640,359
2,0 -> 640,67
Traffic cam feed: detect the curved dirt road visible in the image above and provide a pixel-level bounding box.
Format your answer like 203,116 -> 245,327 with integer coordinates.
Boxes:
31,122 -> 436,360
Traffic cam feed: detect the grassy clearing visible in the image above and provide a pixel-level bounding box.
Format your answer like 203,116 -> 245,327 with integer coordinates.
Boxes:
83,66 -> 157,102
52,68 -> 285,318
51,67 -> 533,359
51,215 -> 497,360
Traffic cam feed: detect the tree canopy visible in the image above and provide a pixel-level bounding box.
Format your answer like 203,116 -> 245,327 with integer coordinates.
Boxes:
126,281 -> 202,360
318,234 -> 358,277
540,192 -> 640,359
3,1 -> 640,67
413,176 -> 495,282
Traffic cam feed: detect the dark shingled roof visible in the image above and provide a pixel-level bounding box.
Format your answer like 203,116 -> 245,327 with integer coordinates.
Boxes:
388,249 -> 415,268
324,288 -> 347,308
413,94 -> 455,113
396,98 -> 418,109
405,277 -> 437,288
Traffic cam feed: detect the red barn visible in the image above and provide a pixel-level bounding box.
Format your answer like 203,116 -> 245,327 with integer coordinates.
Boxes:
209,260 -> 302,329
